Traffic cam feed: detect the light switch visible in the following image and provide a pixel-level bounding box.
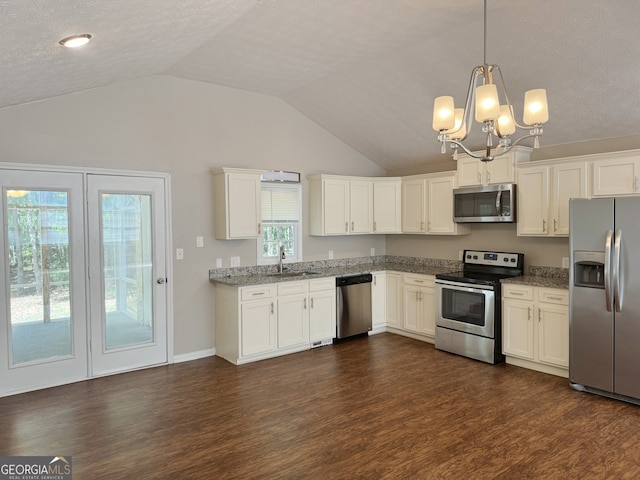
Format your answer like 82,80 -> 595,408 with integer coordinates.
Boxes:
230,256 -> 240,267
216,258 -> 222,268
176,248 -> 184,260
196,236 -> 204,248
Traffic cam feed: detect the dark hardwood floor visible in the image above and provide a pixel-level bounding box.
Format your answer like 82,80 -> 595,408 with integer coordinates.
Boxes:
2,333 -> 640,479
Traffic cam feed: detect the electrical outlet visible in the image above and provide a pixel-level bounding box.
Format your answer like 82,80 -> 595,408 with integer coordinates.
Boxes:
459,250 -> 463,260
196,236 -> 204,248
176,248 -> 184,260
328,250 -> 334,260
230,256 -> 240,267
562,257 -> 569,268
215,258 -> 222,268
370,247 -> 375,257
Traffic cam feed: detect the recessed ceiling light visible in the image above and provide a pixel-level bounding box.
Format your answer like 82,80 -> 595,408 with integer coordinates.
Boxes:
58,34 -> 92,48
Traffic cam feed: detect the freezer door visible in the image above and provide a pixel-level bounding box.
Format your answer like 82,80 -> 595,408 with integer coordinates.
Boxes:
569,198 -> 614,391
613,197 -> 640,399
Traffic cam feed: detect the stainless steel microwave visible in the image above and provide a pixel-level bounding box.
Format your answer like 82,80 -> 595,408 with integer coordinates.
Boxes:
453,184 -> 516,223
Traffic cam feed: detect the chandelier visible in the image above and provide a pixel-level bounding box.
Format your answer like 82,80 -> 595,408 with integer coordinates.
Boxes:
432,0 -> 549,162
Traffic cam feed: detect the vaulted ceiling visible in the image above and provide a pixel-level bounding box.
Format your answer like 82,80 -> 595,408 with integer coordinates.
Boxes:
2,0 -> 639,170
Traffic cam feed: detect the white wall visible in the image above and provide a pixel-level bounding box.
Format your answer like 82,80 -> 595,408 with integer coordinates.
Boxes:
0,75 -> 385,357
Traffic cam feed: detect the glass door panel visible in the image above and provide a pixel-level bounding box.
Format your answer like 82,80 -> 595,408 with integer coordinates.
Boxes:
101,193 -> 154,350
88,175 -> 167,376
0,171 -> 87,396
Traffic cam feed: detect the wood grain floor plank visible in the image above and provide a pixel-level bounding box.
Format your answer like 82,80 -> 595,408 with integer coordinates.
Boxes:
1,333 -> 640,479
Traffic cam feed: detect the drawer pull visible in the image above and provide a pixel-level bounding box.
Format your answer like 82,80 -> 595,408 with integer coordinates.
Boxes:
252,292 -> 265,296
546,295 -> 563,301
510,291 -> 525,296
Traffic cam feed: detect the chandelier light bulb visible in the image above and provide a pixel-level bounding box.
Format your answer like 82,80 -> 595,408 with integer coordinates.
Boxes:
497,105 -> 516,137
432,96 -> 455,131
446,108 -> 467,140
475,84 -> 500,122
59,34 -> 93,48
523,89 -> 549,125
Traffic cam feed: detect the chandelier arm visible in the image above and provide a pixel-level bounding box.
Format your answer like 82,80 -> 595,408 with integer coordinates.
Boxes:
493,65 -> 534,130
445,66 -> 483,140
441,139 -> 484,160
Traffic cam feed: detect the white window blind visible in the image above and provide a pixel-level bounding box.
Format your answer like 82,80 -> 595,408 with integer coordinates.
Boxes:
261,184 -> 300,222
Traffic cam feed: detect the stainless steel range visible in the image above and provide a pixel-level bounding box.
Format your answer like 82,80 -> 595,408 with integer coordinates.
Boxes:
435,250 -> 524,364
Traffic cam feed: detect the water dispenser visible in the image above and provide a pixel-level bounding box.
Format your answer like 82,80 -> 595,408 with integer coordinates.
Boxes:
573,251 -> 605,289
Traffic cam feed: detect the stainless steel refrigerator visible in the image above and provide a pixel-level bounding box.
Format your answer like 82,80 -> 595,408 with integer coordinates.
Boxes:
569,197 -> 640,404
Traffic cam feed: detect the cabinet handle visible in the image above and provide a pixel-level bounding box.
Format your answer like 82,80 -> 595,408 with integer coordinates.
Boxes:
546,295 -> 563,301
304,298 -> 307,309
635,176 -> 639,192
345,222 -> 348,232
416,292 -> 419,301
487,171 -> 491,183
373,277 -> 377,286
528,307 -> 532,321
542,219 -> 547,233
270,302 -> 274,314
510,291 -> 525,296
310,297 -> 314,309
553,219 -> 558,232
538,308 -> 542,322
258,223 -> 261,234
373,221 -> 377,232
421,221 -> 424,231
478,172 -> 482,183
252,292 -> 265,296
351,221 -> 354,231
419,292 -> 423,301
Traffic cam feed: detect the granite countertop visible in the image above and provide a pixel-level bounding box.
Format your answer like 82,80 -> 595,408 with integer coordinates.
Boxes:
501,275 -> 569,290
210,256 -> 462,288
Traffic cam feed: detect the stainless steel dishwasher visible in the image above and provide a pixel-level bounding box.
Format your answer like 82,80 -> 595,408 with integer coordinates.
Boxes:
336,273 -> 372,339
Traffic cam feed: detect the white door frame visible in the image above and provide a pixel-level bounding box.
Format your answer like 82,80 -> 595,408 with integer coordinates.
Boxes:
0,162 -> 173,396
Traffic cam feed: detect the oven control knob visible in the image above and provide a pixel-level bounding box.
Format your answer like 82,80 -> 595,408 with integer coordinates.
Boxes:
473,255 -> 478,259
466,255 -> 471,259
504,258 -> 509,262
511,258 -> 516,263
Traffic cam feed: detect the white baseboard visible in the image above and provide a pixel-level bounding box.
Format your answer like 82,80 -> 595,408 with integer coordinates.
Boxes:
173,348 -> 216,364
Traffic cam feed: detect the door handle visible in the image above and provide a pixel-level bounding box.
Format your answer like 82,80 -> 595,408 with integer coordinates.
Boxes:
156,278 -> 166,284
605,229 -> 613,312
270,302 -> 274,314
527,307 -> 531,321
614,229 -> 623,312
304,298 -> 307,310
310,297 -> 314,309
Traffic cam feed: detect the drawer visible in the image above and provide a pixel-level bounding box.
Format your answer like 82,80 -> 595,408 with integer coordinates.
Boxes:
502,284 -> 534,301
309,277 -> 335,292
403,273 -> 435,287
240,285 -> 276,301
277,280 -> 309,296
538,288 -> 568,305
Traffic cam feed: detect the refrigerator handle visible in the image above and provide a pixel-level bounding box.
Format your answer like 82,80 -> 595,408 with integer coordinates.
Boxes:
605,229 -> 613,312
614,229 -> 623,313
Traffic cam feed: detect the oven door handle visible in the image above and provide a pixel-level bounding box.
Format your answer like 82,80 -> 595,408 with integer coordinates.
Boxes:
435,279 -> 494,292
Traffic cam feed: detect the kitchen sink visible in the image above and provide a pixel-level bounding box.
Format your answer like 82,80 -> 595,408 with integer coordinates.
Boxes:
266,271 -> 320,278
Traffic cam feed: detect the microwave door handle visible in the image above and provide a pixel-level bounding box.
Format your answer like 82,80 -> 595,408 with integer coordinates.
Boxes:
495,191 -> 501,214
605,229 -> 613,312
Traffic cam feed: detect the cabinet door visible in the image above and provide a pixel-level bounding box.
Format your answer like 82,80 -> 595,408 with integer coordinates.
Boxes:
502,299 -> 534,360
241,299 -> 276,356
323,178 -> 349,235
485,155 -> 514,185
517,166 -> 549,236
227,173 -> 261,238
373,181 -> 401,233
349,180 -> 373,233
386,273 -> 403,328
403,285 -> 421,332
402,179 -> 426,233
457,156 -> 482,186
592,157 -> 640,197
420,287 -> 436,337
551,162 -> 588,236
537,303 -> 569,368
371,273 -> 387,329
277,295 -> 309,349
427,175 -> 456,234
309,290 -> 336,342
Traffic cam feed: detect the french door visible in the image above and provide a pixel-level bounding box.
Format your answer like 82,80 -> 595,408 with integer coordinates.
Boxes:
0,170 -> 88,394
0,168 -> 170,396
87,175 -> 168,376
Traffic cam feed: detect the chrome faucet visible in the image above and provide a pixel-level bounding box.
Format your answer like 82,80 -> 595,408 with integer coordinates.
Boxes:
278,245 -> 286,273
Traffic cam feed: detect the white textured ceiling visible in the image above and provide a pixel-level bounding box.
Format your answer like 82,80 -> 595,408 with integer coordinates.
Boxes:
2,0 -> 640,170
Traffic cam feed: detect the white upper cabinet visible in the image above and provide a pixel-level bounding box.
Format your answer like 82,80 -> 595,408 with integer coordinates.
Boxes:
517,159 -> 588,237
308,175 -> 373,235
456,146 -> 531,187
373,178 -> 402,233
212,168 -> 263,239
591,152 -> 640,197
402,172 -> 470,235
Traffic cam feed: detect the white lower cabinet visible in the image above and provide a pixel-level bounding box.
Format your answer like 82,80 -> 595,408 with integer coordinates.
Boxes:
385,272 -> 403,329
371,272 -> 387,333
215,278 -> 335,365
502,284 -> 568,377
390,273 -> 435,342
